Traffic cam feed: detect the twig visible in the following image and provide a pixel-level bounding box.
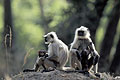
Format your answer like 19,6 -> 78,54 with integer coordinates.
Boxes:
22,48 -> 34,68
4,34 -> 10,74
9,26 -> 12,48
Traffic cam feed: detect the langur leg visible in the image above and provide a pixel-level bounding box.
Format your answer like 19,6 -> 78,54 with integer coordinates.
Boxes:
93,63 -> 98,73
88,57 -> 100,77
88,57 -> 94,71
70,52 -> 82,70
23,57 -> 44,72
33,57 -> 44,71
90,55 -> 99,73
93,63 -> 100,77
88,56 -> 98,73
41,58 -> 57,72
44,58 -> 56,68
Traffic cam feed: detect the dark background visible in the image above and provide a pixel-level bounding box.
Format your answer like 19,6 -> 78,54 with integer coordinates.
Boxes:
0,0 -> 120,78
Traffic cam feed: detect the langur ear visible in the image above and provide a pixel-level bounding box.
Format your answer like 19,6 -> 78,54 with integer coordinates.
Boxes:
50,34 -> 54,38
87,28 -> 90,33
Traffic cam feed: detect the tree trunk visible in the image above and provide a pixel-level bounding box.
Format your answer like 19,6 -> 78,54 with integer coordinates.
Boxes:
99,0 -> 120,72
109,36 -> 120,74
90,0 -> 108,42
95,0 -> 108,19
39,0 -> 49,33
3,0 -> 13,52
93,0 -> 108,36
3,0 -> 14,75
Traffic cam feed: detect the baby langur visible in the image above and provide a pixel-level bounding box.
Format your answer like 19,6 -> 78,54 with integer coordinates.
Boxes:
23,32 -> 69,72
70,26 -> 100,75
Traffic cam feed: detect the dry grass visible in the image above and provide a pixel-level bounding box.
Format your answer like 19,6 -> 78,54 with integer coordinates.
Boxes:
4,74 -> 12,80
4,34 -> 10,74
22,48 -> 34,68
12,70 -> 118,80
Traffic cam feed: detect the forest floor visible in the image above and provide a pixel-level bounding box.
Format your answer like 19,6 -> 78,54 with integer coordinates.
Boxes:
11,70 -> 120,80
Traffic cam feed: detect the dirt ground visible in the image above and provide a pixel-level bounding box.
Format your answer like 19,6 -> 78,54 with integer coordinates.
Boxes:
11,70 -> 120,80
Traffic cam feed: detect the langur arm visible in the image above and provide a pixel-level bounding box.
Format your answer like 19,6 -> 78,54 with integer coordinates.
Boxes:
70,43 -> 82,61
88,42 -> 100,65
47,54 -> 58,61
70,43 -> 79,53
70,48 -> 78,53
88,42 -> 100,74
47,44 -> 59,62
89,42 -> 100,56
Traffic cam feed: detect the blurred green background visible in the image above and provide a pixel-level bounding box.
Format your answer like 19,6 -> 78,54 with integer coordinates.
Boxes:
0,0 -> 120,78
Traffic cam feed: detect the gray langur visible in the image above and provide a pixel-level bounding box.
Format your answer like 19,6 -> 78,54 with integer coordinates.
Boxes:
23,32 -> 69,72
70,26 -> 100,74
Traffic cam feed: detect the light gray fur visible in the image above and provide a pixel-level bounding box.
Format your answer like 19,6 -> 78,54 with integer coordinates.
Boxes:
34,32 -> 69,70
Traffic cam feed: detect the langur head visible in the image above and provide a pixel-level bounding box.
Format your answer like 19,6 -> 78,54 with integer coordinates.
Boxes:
44,32 -> 58,44
75,26 -> 90,39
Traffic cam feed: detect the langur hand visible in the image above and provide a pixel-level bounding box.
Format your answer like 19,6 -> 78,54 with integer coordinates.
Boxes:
40,57 -> 46,61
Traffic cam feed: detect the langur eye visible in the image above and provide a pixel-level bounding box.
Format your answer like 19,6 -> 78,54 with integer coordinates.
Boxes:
50,34 -> 54,38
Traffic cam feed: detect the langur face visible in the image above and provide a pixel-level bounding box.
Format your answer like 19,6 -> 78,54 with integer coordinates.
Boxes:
78,30 -> 85,36
44,33 -> 54,44
38,51 -> 45,57
76,26 -> 90,38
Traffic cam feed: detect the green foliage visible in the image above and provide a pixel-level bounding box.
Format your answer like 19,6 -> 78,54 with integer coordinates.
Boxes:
95,0 -> 114,52
0,5 -> 3,29
10,0 -> 45,68
12,0 -> 43,47
9,0 -> 70,68
44,0 -> 70,27
0,5 -> 3,45
11,0 -> 70,55
96,26 -> 104,52
109,20 -> 120,61
103,0 -> 114,16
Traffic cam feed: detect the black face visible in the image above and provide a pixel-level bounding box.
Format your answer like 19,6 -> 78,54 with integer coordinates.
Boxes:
44,37 -> 48,42
38,52 -> 45,57
78,31 -> 85,36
